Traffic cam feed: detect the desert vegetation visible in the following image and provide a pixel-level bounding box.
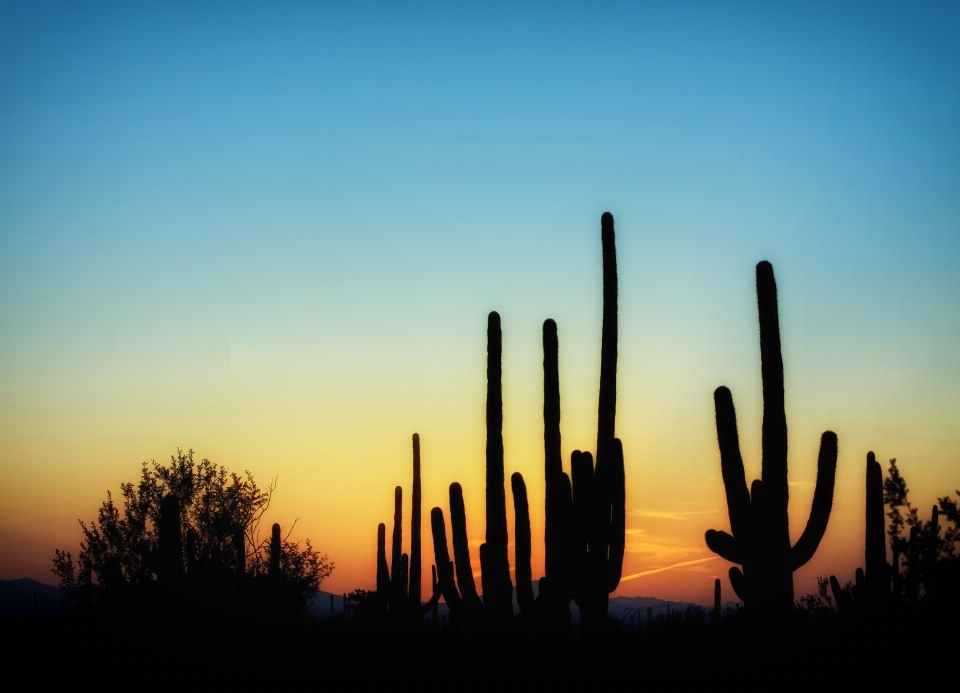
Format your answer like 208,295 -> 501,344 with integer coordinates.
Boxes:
23,213 -> 958,688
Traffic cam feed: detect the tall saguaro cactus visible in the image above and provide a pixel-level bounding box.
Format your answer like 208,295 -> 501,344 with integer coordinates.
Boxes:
480,311 -> 514,625
409,433 -> 422,611
570,212 -> 626,631
705,261 -> 838,623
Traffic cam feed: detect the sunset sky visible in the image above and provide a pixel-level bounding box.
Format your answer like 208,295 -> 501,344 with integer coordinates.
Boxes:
2,1 -> 959,607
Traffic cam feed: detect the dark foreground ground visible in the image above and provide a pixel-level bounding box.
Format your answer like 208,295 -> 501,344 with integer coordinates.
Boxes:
2,607 -> 952,691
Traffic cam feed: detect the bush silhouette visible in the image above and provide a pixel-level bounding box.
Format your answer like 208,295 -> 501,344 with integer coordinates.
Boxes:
52,449 -> 333,620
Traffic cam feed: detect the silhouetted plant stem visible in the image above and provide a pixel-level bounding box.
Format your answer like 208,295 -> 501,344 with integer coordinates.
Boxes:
430,507 -> 464,624
391,486 -> 403,614
714,578 -> 721,624
410,433 -> 422,615
865,452 -> 887,605
377,523 -> 389,597
482,311 -> 513,627
512,472 -> 535,617
831,452 -> 888,616
705,261 -> 838,628
543,319 -> 576,627
449,482 -> 481,609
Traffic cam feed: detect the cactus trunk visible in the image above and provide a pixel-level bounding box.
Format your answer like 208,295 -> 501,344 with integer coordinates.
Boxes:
410,433 -> 422,614
481,311 -> 513,626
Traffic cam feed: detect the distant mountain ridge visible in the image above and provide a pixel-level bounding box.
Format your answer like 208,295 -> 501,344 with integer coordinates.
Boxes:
309,583 -> 738,625
2,578 -> 737,625
0,578 -> 64,620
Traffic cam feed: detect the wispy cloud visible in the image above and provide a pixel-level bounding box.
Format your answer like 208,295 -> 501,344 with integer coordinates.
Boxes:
631,509 -> 713,521
620,556 -> 718,582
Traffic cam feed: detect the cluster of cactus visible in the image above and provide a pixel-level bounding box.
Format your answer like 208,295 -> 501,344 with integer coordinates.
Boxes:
830,452 -> 943,616
374,433 -> 441,624
828,452 -> 886,614
704,261 -> 839,625
427,212 -> 625,632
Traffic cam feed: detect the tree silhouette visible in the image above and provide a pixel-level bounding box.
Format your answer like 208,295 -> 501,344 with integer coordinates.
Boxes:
52,449 -> 333,619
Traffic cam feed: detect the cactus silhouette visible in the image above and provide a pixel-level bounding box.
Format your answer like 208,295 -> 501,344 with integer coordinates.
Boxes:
542,318 -> 577,622
713,578 -> 722,624
704,261 -> 838,623
429,213 -> 624,632
511,472 -> 535,617
372,433 -> 443,626
269,523 -> 281,584
481,311 -> 514,627
540,213 -> 626,632
409,433 -> 422,613
831,452 -> 887,614
391,486 -> 403,611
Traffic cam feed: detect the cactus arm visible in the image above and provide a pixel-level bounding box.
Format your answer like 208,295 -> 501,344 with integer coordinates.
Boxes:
420,564 -> 443,616
713,387 -> 751,540
430,508 -> 463,614
449,482 -> 480,605
511,472 -> 535,615
789,431 -> 839,571
705,531 -> 744,565
729,567 -> 748,602
606,438 -> 626,591
559,472 -> 577,602
377,523 -> 390,596
391,486 -> 403,604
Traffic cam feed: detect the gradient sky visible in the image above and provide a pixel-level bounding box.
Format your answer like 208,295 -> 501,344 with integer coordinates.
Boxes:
1,1 -> 959,606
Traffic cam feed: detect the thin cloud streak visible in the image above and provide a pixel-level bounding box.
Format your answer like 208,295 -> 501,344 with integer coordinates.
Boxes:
620,556 -> 718,582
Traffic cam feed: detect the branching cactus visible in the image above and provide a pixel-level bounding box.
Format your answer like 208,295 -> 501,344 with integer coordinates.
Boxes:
536,213 -> 625,632
374,434 -> 433,624
429,483 -> 483,629
704,261 -> 838,623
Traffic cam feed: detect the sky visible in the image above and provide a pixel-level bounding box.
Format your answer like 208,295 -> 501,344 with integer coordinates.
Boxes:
1,1 -> 959,607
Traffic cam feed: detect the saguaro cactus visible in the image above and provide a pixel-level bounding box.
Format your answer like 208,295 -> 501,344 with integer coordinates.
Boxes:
409,433 -> 422,612
269,523 -> 282,585
511,472 -> 535,617
831,452 -> 887,615
542,319 -> 577,616
704,261 -> 838,623
480,311 -> 514,626
714,578 -> 722,624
